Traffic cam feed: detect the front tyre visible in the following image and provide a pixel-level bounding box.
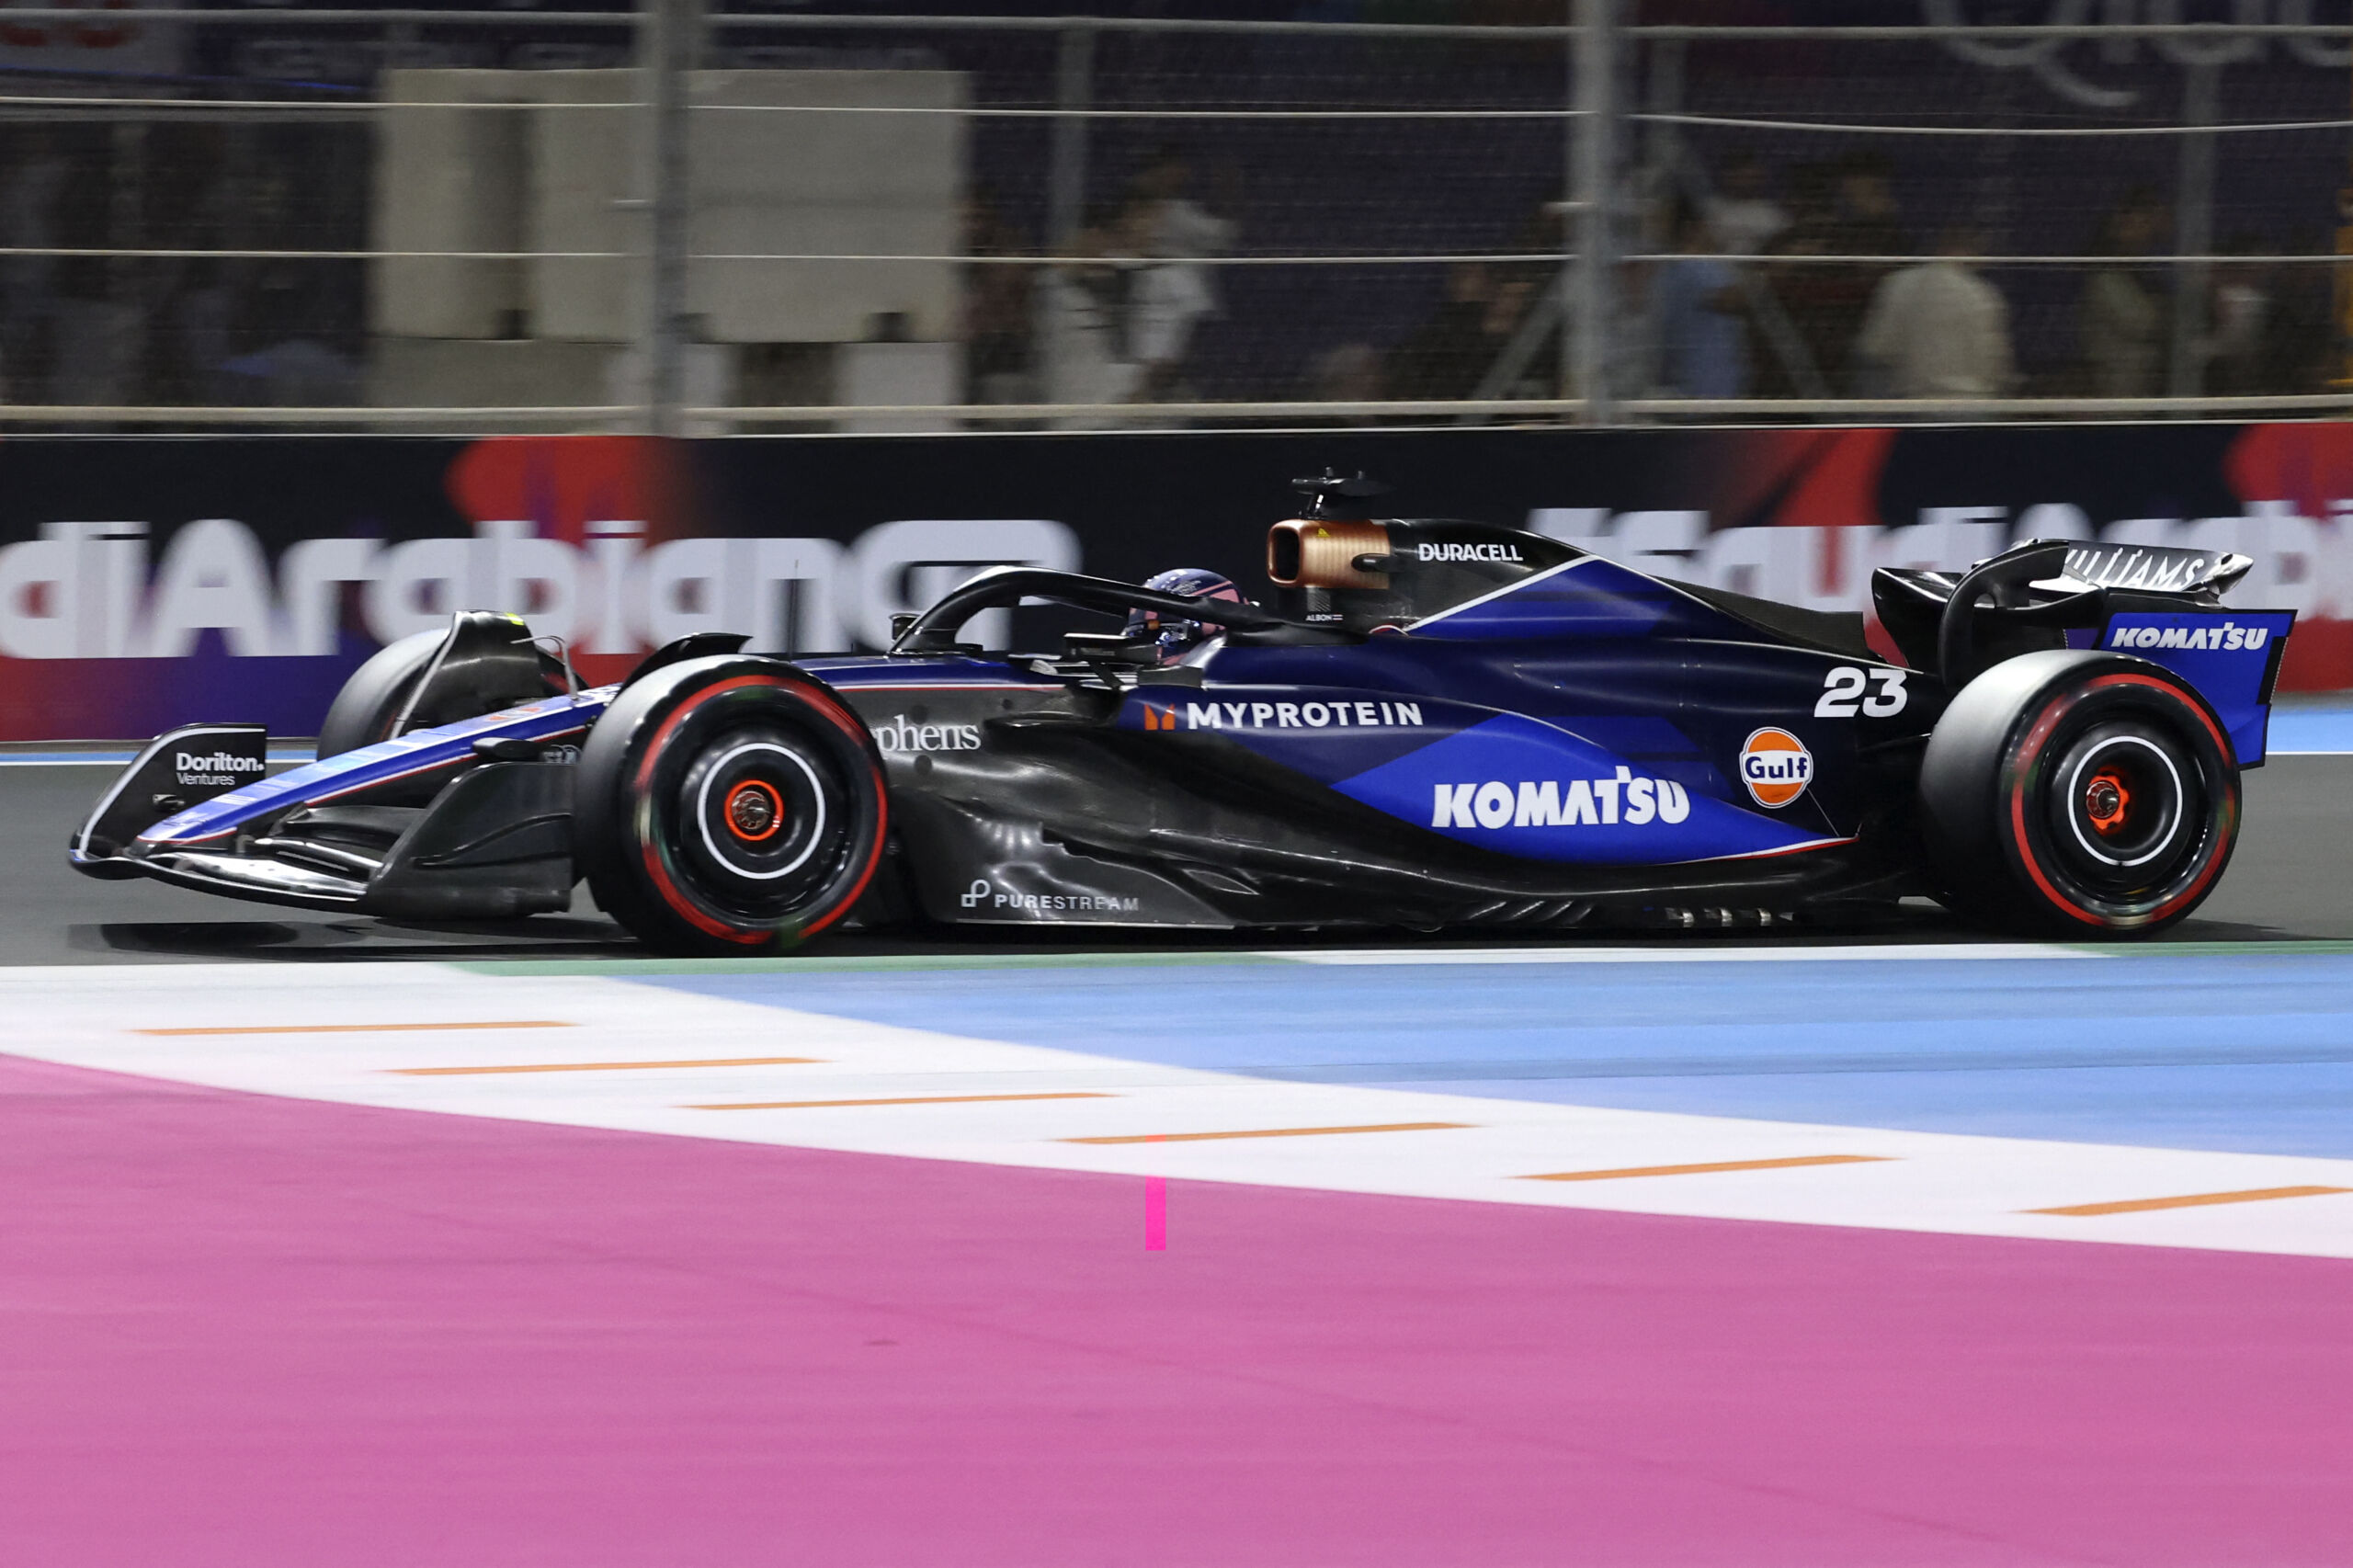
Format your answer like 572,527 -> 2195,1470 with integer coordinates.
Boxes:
1918,650 -> 2238,937
576,656 -> 888,956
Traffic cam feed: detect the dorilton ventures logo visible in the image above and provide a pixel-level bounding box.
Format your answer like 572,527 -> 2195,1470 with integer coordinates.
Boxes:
1740,728 -> 1813,809
175,751 -> 265,788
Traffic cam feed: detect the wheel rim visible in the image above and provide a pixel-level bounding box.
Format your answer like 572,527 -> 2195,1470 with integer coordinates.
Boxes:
2051,727 -> 2190,885
2010,678 -> 2233,926
668,722 -> 853,919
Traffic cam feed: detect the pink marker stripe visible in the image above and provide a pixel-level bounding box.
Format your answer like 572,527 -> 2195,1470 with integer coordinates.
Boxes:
1146,1132 -> 1167,1250
6,1051 -> 2353,1565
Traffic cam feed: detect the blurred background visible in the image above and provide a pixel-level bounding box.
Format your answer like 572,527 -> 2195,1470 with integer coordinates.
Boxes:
0,0 -> 2347,430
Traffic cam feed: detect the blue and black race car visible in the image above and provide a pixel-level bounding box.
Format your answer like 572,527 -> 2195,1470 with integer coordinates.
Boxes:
71,475 -> 2292,954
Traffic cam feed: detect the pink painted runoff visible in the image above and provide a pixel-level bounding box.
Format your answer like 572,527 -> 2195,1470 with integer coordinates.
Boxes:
1,1051 -> 2348,1566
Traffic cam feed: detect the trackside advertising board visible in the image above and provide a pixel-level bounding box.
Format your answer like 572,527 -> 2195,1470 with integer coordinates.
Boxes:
2,422 -> 2351,742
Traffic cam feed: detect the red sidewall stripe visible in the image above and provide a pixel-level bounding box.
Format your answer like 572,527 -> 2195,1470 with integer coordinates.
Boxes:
2004,671 -> 2234,929
631,673 -> 888,946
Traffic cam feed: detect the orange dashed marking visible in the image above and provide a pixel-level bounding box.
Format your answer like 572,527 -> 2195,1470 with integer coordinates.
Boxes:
142,1020 -> 574,1037
2029,1185 -> 2352,1217
1523,1154 -> 1893,1182
390,1055 -> 824,1076
1066,1121 -> 1470,1145
691,1091 -> 1114,1110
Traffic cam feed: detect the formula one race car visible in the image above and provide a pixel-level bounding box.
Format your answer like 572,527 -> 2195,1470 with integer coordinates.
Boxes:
73,475 -> 2291,953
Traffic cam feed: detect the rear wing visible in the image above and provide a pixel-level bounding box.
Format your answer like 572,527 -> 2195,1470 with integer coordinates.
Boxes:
1873,540 -> 2292,765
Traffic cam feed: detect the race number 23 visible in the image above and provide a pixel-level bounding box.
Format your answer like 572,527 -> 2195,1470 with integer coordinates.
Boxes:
1815,665 -> 1907,718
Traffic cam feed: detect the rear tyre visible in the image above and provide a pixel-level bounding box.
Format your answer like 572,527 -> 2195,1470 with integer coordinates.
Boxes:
575,656 -> 888,956
1919,650 -> 2238,937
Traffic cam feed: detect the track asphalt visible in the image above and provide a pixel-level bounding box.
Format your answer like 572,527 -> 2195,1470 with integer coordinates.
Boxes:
7,744 -> 2353,962
5,753 -> 2352,1563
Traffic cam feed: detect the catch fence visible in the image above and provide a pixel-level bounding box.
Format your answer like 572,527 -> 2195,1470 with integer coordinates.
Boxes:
0,2 -> 2348,430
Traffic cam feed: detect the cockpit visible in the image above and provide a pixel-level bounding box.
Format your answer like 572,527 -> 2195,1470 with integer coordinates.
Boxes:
886,472 -> 1583,663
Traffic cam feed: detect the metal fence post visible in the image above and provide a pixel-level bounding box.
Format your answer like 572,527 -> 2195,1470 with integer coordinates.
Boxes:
641,0 -> 700,437
1572,0 -> 1616,423
1040,20 -> 1095,407
2169,60 -> 2219,401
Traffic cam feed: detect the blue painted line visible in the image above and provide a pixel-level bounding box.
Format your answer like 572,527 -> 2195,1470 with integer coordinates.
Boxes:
626,951 -> 2353,1161
2268,707 -> 2353,754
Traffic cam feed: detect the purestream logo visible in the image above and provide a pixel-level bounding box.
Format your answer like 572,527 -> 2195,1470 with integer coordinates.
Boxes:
175,751 -> 265,789
871,715 -> 983,754
1430,767 -> 1692,830
958,879 -> 1140,915
2106,620 -> 2272,652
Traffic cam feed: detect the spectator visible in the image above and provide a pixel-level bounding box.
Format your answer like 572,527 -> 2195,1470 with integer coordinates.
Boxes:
1040,206 -> 1143,415
2203,233 -> 2271,396
1121,148 -> 1234,400
1705,153 -> 1790,256
1303,341 -> 1384,420
961,198 -> 1035,404
1385,260 -> 1539,401
1855,225 -> 2015,399
2264,229 -> 2336,392
1766,152 -> 1910,394
1654,204 -> 1748,397
2080,187 -> 2168,397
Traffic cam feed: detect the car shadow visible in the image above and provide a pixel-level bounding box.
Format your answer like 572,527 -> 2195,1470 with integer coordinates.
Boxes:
72,916 -> 641,962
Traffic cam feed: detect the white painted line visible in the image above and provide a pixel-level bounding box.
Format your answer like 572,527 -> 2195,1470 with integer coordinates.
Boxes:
4,961 -> 2352,1260
1274,942 -> 2098,965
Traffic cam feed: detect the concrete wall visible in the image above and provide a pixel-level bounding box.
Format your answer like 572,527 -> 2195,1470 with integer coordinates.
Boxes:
372,67 -> 967,349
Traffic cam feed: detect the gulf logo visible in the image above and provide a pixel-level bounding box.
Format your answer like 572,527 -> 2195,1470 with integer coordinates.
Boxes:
1740,727 -> 1813,809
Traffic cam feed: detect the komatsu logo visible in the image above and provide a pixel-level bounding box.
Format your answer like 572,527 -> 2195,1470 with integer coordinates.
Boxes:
175,750 -> 264,788
1418,542 -> 1521,563
1175,699 -> 1423,731
1430,767 -> 1692,830
2107,620 -> 2270,652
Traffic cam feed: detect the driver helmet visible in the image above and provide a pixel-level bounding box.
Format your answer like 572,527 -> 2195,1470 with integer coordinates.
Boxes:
1126,568 -> 1245,662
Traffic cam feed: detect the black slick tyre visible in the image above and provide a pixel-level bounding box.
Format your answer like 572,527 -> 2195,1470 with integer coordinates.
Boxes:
1918,649 -> 2238,937
575,655 -> 888,956
316,631 -> 445,758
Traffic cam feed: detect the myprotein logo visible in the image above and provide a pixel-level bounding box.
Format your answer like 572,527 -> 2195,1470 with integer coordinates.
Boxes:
958,879 -> 1140,915
176,750 -> 264,788
2106,619 -> 2272,653
1170,699 -> 1423,732
1740,729 -> 1813,809
1418,542 -> 1521,564
871,715 -> 982,754
1430,767 -> 1692,831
